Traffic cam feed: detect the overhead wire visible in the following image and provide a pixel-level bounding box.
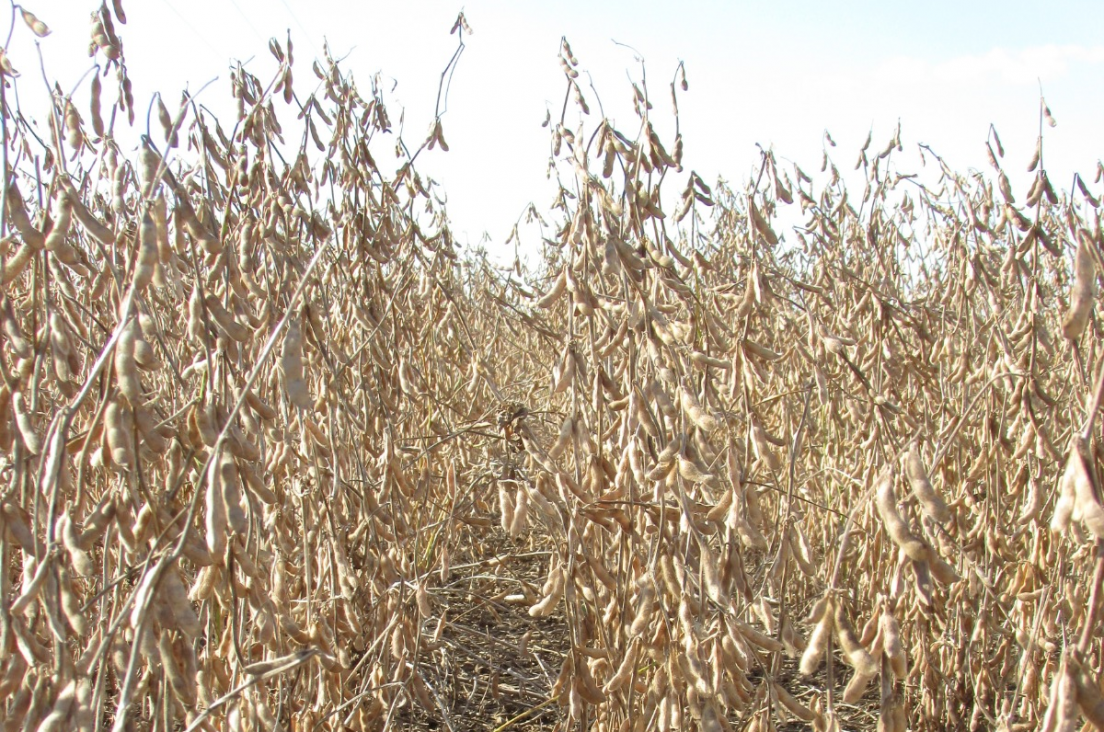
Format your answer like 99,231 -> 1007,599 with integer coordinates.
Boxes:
275,0 -> 321,60
154,0 -> 227,60
224,0 -> 268,48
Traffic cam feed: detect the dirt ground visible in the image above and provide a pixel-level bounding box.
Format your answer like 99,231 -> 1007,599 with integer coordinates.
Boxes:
387,526 -> 883,732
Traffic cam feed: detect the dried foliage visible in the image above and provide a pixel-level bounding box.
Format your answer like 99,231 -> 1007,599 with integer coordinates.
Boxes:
2,4 -> 1104,732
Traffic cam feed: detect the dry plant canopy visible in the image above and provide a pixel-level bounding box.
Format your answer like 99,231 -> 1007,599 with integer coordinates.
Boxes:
2,3 -> 1104,732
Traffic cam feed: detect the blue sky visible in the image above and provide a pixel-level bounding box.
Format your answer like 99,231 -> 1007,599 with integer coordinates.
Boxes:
9,1 -> 1103,256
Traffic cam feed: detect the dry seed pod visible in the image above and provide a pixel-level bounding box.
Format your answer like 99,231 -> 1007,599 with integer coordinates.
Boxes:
138,139 -> 161,196
89,74 -> 104,138
224,415 -> 258,461
549,414 -> 573,459
551,344 -> 575,396
842,667 -> 877,704
575,657 -> 607,705
5,183 -> 44,249
537,269 -> 567,308
205,454 -> 229,559
738,486 -> 769,549
604,638 -> 640,694
44,193 -> 78,264
1044,102 -> 1057,127
905,442 -> 950,523
10,390 -> 40,455
1041,657 -> 1079,732
928,552 -> 960,585
879,694 -> 907,732
1062,437 -> 1104,538
64,101 -> 83,150
19,8 -> 50,37
1027,137 -> 1041,173
49,312 -> 79,383
132,334 -> 158,370
1070,654 -> 1104,728
736,620 -> 783,653
1053,456 -> 1078,533
677,455 -> 712,483
650,433 -> 681,468
103,399 -> 134,468
11,554 -> 50,615
509,485 -> 528,536
805,594 -> 830,624
881,610 -> 908,679
750,418 -> 781,471
633,389 -> 661,438
701,549 -> 727,605
191,401 -> 218,446
630,582 -> 655,635
240,461 -> 277,504
873,466 -> 927,562
1017,474 -> 1044,526
0,385 -> 11,451
151,193 -> 172,267
281,319 -> 313,409
497,483 -> 515,532
413,582 -> 434,620
2,242 -> 35,285
244,388 -> 277,420
1063,231 -> 1096,340
59,512 -> 94,577
161,565 -> 201,637
159,631 -> 196,706
649,379 -> 678,419
706,485 -> 734,522
690,350 -> 729,370
2,298 -> 32,358
114,319 -> 142,405
68,191 -> 114,245
133,212 -> 158,292
773,681 -> 816,722
800,596 -> 834,675
789,525 -> 817,577
748,197 -> 779,245
834,603 -> 878,677
679,384 -> 718,432
79,495 -> 115,549
205,295 -> 253,342
528,566 -> 564,617
36,679 -> 77,732
156,95 -> 176,147
56,564 -> 86,636
189,565 -> 219,602
220,452 -> 248,535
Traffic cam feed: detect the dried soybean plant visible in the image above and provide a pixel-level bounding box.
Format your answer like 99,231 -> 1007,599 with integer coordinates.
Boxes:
0,4 -> 499,731
485,42 -> 1104,732
2,3 -> 1104,732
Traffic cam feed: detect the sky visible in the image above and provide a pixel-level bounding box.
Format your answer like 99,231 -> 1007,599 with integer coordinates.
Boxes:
5,0 -> 1103,259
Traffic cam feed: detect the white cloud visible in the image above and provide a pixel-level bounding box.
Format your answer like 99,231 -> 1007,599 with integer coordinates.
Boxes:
877,44 -> 1104,87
